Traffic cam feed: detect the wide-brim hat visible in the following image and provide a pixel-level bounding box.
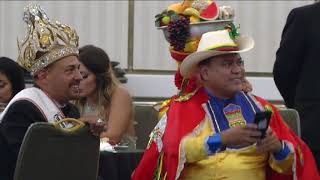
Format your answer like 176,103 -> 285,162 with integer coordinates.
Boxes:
180,29 -> 254,78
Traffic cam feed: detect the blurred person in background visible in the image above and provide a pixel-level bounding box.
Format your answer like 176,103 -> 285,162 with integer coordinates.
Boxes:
273,2 -> 320,169
0,57 -> 25,113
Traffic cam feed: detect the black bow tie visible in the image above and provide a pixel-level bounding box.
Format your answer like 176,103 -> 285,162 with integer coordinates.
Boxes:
60,104 -> 70,115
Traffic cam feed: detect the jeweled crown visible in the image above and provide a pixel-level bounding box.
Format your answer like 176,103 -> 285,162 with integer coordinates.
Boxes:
17,4 -> 79,75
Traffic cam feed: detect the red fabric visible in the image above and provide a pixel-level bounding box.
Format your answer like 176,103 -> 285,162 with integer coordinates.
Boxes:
132,89 -> 208,180
216,47 -> 240,51
170,50 -> 189,62
174,70 -> 184,90
133,90 -> 320,180
131,142 -> 160,180
174,70 -> 198,92
256,97 -> 320,180
161,90 -> 208,179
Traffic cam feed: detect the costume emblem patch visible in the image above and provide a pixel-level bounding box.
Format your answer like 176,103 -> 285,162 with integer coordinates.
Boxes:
223,104 -> 246,128
53,113 -> 74,128
147,114 -> 167,151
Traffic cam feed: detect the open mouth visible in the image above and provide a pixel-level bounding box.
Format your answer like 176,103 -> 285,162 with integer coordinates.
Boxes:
231,78 -> 242,84
70,84 -> 80,93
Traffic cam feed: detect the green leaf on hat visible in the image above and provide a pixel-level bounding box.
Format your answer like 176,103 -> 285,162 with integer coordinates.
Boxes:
167,10 -> 175,16
227,23 -> 240,40
155,14 -> 162,18
155,20 -> 161,27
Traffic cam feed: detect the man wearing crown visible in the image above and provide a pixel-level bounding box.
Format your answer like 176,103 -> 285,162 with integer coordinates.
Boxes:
133,28 -> 319,180
0,5 -> 84,179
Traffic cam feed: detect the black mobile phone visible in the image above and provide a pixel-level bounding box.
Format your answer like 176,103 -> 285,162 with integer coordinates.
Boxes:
254,111 -> 272,138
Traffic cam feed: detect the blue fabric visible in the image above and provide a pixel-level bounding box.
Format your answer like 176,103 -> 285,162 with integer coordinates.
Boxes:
273,142 -> 291,161
205,89 -> 261,133
204,90 -> 291,159
206,134 -> 222,155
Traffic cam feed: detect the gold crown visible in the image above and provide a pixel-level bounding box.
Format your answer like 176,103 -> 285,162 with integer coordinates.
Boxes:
17,4 -> 79,75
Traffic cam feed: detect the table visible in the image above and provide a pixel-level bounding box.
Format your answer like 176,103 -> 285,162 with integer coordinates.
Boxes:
98,149 -> 144,180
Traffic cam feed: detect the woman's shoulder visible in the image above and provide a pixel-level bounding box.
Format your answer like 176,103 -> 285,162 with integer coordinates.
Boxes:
113,85 -> 132,99
110,85 -> 133,106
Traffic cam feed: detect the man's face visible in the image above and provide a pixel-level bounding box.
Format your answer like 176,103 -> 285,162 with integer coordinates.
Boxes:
44,55 -> 82,102
199,53 -> 244,98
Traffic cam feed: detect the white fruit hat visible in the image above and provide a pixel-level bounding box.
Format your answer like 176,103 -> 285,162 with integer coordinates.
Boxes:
180,29 -> 254,78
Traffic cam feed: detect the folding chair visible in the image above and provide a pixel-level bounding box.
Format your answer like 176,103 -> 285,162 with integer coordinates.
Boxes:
14,118 -> 100,180
134,104 -> 159,149
279,108 -> 301,137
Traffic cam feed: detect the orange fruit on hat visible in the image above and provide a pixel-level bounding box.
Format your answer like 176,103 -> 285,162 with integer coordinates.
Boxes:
182,0 -> 193,9
168,3 -> 186,14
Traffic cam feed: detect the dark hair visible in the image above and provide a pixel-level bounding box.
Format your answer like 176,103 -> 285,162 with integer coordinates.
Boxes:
0,57 -> 25,96
79,45 -> 110,74
79,45 -> 114,93
77,45 -> 119,115
198,57 -> 214,67
198,53 -> 240,67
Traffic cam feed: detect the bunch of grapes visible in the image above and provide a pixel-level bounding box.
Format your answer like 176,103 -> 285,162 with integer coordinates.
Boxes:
168,16 -> 190,51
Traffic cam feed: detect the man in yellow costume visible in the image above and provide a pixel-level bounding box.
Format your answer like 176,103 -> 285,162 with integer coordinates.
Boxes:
133,28 -> 319,180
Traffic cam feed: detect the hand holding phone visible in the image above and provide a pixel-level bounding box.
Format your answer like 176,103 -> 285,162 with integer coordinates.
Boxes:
254,111 -> 272,138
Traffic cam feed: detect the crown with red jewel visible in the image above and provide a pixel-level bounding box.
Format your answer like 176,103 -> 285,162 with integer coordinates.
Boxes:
155,0 -> 236,93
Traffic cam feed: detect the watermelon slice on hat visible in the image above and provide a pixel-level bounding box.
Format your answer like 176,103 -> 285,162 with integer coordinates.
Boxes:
199,1 -> 219,21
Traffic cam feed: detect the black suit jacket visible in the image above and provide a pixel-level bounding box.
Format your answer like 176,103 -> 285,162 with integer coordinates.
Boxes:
0,100 -> 80,180
273,3 -> 320,108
